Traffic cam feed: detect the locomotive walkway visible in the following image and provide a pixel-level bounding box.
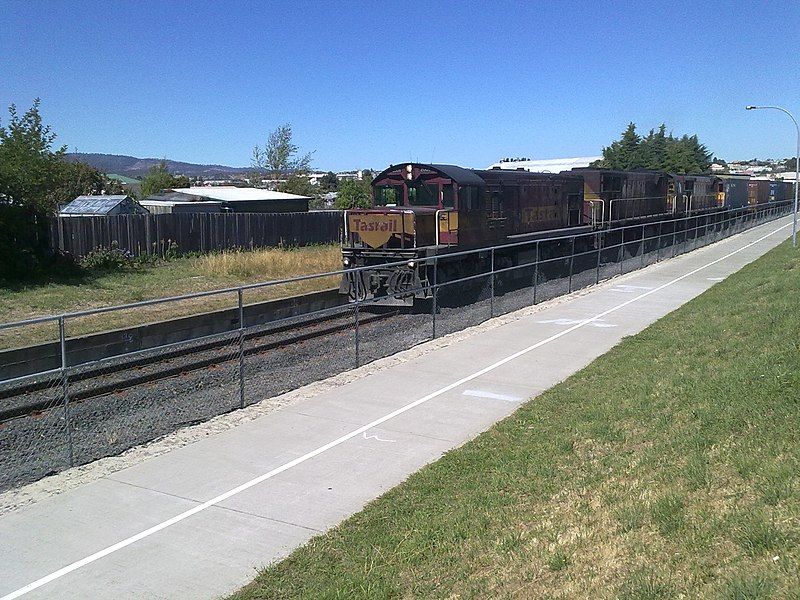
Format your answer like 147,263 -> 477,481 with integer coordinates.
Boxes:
0,215 -> 795,600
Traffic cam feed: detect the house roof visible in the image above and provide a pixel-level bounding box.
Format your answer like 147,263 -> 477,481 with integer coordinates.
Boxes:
106,173 -> 142,185
169,187 -> 311,201
60,195 -> 132,215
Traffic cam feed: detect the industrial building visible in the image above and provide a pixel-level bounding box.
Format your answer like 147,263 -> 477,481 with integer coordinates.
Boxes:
140,187 -> 310,214
486,156 -> 602,172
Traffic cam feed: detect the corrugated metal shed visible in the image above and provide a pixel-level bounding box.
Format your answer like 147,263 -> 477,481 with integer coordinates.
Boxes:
59,195 -> 148,216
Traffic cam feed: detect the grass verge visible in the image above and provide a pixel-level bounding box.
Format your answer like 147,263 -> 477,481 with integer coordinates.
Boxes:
0,245 -> 341,349
231,240 -> 800,599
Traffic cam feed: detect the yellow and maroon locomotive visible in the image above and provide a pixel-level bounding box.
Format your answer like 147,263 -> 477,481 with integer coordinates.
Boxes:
340,162 -> 741,303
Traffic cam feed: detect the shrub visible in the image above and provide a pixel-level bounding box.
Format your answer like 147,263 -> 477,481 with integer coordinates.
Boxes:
80,242 -> 133,271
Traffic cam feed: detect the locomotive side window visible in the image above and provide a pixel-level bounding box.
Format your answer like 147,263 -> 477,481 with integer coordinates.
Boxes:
458,185 -> 479,211
489,191 -> 503,219
600,175 -> 622,194
442,184 -> 455,208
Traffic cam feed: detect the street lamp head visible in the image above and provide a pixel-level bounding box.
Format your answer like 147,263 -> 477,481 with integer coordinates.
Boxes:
745,105 -> 757,110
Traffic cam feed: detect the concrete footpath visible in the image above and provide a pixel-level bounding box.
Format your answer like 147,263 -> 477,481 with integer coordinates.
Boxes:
0,216 -> 794,600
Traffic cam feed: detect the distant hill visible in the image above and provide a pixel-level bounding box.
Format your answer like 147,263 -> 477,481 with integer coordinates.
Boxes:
65,153 -> 254,178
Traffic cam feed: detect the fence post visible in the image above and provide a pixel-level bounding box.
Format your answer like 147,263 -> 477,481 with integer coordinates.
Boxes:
618,228 -> 624,273
59,316 -> 74,467
640,224 -> 645,268
596,232 -> 602,284
431,256 -> 438,340
672,221 -> 677,257
490,247 -> 495,318
354,301 -> 360,368
568,236 -> 575,293
238,288 -> 245,409
533,241 -> 539,304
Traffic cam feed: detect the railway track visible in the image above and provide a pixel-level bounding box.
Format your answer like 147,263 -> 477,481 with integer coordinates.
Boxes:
0,308 -> 396,423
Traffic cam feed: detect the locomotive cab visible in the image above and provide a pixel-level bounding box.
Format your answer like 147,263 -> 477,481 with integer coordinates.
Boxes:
341,163 -> 483,301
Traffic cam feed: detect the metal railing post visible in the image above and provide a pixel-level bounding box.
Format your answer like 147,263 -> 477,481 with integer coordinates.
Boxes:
431,256 -> 438,340
568,236 -> 575,292
672,221 -> 677,257
59,316 -> 74,467
237,288 -> 245,409
596,232 -> 602,284
658,221 -> 663,259
640,224 -> 645,268
490,247 -> 495,318
618,228 -> 624,273
354,301 -> 360,368
533,242 -> 539,304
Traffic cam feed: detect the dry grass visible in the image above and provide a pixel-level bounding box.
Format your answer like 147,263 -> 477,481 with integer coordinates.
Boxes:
193,246 -> 341,280
0,245 -> 341,349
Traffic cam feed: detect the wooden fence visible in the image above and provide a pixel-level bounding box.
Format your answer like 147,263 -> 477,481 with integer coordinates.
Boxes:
49,211 -> 342,258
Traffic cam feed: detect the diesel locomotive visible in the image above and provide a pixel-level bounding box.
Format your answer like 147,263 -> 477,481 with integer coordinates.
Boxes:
340,162 -> 792,302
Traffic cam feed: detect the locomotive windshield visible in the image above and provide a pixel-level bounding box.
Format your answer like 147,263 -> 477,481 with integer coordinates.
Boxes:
373,181 -> 442,207
374,185 -> 401,206
407,182 -> 438,207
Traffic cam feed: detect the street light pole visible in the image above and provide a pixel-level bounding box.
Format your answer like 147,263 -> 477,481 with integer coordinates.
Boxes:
746,105 -> 800,247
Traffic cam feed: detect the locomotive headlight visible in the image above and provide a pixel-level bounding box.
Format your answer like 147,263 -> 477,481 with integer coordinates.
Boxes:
343,256 -> 350,266
407,260 -> 416,268
406,164 -> 413,173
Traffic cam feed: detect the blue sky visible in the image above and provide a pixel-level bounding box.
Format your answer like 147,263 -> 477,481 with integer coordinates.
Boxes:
2,0 -> 798,171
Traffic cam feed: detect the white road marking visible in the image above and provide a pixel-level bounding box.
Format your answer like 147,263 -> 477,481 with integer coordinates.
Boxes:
707,276 -> 725,281
537,318 -> 617,328
362,431 -> 395,443
462,389 -> 522,402
1,219 -> 790,600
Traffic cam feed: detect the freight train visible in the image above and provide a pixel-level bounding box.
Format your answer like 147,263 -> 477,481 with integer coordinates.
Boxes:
340,162 -> 793,302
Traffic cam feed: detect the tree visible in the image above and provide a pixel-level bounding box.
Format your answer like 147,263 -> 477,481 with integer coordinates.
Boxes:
251,123 -> 313,181
139,160 -> 190,198
0,98 -> 67,212
52,161 -> 105,206
278,174 -> 320,198
334,179 -> 371,209
103,176 -> 126,195
594,122 -> 711,173
319,171 -> 338,192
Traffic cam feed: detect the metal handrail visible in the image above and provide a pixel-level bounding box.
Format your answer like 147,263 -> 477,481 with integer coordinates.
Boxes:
0,202 -> 791,331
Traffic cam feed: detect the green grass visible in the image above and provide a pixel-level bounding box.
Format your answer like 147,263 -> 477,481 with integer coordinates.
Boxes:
0,245 -> 340,348
230,239 -> 800,599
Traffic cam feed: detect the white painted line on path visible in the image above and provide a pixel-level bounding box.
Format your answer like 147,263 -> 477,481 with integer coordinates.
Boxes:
462,389 -> 523,403
707,276 -> 725,281
2,219 -> 790,600
537,318 -> 617,328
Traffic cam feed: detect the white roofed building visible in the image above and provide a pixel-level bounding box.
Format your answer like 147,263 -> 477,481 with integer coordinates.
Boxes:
141,187 -> 311,213
487,156 -> 601,173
